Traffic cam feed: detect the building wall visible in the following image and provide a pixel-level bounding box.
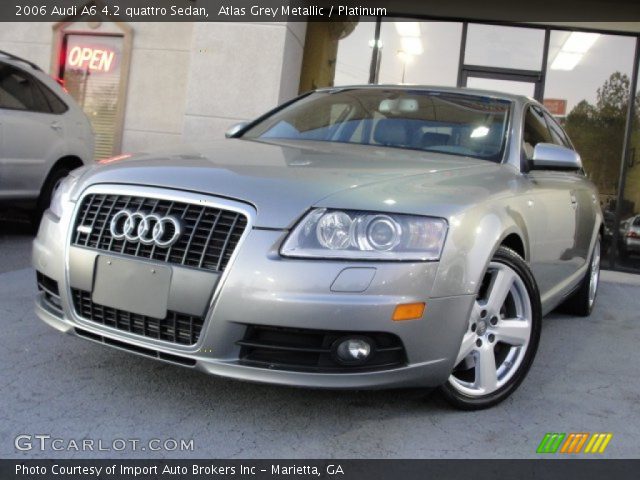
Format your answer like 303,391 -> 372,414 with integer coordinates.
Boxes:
120,22 -> 194,152
181,22 -> 306,145
0,21 -> 306,155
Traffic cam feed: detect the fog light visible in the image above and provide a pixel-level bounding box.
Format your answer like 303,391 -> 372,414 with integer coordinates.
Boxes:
332,337 -> 373,365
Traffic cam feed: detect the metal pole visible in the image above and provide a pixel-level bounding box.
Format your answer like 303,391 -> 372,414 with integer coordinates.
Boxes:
538,29 -> 550,102
368,17 -> 382,84
457,22 -> 468,87
610,35 -> 640,269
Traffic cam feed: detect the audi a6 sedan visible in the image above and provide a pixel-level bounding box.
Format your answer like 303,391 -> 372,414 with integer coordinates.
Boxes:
33,86 -> 602,409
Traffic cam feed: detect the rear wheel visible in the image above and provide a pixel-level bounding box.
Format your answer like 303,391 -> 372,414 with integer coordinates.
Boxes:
440,246 -> 542,410
560,236 -> 601,317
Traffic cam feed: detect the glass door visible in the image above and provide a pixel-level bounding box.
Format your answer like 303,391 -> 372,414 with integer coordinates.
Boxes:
458,23 -> 546,100
463,71 -> 539,97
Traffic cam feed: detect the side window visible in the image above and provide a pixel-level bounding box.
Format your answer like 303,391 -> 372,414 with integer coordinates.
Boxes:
34,80 -> 69,114
543,111 -> 572,149
0,64 -> 51,113
522,105 -> 552,160
37,81 -> 68,114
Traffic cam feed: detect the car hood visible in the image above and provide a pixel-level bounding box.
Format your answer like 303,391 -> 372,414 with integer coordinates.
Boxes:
76,139 -> 497,228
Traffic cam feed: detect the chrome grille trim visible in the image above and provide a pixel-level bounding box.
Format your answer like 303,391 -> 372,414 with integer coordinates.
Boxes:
71,193 -> 248,272
64,184 -> 256,352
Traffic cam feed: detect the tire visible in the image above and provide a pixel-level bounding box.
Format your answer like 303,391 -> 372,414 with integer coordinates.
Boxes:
560,236 -> 601,317
32,167 -> 71,225
439,246 -> 542,410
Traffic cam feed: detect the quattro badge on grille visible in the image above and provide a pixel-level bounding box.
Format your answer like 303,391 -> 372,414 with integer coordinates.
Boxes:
109,210 -> 182,247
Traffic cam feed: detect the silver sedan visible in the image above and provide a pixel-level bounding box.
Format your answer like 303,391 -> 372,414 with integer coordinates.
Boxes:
33,86 -> 602,409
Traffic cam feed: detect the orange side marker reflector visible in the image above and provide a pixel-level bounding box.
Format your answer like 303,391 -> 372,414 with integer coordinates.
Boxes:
392,302 -> 425,321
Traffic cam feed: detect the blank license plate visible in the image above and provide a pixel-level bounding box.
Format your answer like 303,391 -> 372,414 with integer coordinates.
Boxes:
92,256 -> 171,320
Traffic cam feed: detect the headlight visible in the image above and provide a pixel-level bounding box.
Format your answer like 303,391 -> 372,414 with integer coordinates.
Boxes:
281,209 -> 448,261
49,172 -> 81,219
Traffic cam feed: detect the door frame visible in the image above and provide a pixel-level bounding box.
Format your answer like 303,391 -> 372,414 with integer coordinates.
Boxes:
460,65 -> 544,99
456,22 -> 551,102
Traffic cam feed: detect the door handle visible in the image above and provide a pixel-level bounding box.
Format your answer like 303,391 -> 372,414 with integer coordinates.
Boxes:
50,121 -> 62,131
570,193 -> 578,210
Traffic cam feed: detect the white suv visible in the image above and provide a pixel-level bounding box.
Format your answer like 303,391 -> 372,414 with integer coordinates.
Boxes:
0,51 -> 94,218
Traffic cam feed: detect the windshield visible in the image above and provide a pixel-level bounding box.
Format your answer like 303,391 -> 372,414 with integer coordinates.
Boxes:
243,88 -> 511,162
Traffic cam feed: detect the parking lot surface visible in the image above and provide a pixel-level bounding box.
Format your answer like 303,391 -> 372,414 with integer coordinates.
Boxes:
1,213 -> 639,459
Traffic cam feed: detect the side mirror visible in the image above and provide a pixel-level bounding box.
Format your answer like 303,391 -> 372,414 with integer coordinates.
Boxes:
530,143 -> 582,171
225,121 -> 248,138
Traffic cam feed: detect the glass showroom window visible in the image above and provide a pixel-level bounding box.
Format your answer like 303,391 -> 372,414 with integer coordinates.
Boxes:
464,24 -> 546,71
618,56 -> 640,272
60,33 -> 124,159
543,30 -> 636,265
377,20 -> 462,86
333,19 -> 377,86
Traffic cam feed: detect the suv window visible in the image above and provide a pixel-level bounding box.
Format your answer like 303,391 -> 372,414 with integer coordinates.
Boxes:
38,81 -> 68,114
543,111 -> 572,149
0,63 -> 51,113
522,105 -> 552,159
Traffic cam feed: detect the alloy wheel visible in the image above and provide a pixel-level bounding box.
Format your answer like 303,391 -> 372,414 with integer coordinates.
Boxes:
448,262 -> 533,397
588,239 -> 601,308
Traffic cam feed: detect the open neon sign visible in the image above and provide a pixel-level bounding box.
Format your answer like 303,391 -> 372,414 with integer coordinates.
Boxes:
67,45 -> 116,72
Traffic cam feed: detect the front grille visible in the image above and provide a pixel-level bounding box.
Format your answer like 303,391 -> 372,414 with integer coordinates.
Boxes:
74,328 -> 197,367
238,325 -> 407,373
72,288 -> 204,345
71,193 -> 247,272
36,271 -> 62,311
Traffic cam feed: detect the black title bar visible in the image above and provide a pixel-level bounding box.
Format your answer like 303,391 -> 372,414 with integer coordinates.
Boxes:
2,459 -> 640,480
2,0 -> 640,22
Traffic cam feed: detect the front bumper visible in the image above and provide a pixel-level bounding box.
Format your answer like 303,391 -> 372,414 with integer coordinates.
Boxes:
624,238 -> 640,253
33,193 -> 474,390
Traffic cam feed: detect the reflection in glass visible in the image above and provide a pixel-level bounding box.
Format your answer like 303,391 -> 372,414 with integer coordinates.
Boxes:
544,31 -> 636,265
377,21 -> 462,86
245,89 -> 511,162
618,64 -> 640,271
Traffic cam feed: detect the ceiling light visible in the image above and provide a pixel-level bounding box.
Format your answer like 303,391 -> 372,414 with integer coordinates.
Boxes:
561,32 -> 600,54
400,36 -> 424,56
550,32 -> 600,71
394,22 -> 421,37
551,51 -> 583,71
397,51 -> 414,63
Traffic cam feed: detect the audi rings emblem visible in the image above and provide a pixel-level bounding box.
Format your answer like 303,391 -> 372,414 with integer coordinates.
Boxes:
110,210 -> 182,247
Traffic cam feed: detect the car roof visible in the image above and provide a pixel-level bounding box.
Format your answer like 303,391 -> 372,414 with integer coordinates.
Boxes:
314,84 -> 536,106
0,51 -> 42,72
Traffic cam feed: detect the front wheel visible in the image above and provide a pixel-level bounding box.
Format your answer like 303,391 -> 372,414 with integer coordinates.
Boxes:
439,246 -> 542,410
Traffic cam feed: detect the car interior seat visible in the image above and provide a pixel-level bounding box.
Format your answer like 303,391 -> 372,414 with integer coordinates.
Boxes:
421,132 -> 451,149
373,119 -> 409,147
